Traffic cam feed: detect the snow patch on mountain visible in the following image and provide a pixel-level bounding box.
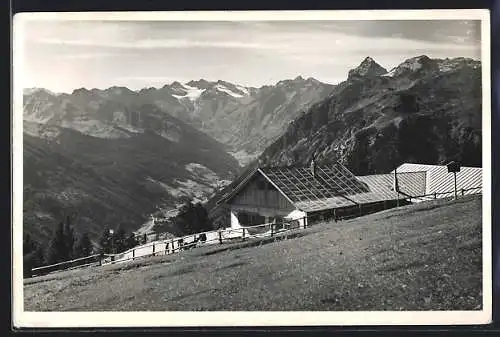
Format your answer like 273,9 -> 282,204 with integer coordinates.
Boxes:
236,85 -> 250,96
180,84 -> 205,101
382,68 -> 397,77
215,84 -> 245,98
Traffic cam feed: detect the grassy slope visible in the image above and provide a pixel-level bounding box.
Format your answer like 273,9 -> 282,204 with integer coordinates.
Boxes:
24,195 -> 482,311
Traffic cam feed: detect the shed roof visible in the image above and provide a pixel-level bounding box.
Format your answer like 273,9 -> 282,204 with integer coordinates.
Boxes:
357,171 -> 427,198
392,163 -> 482,194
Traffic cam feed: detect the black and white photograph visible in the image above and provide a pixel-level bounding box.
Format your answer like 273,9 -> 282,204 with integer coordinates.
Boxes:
12,9 -> 491,327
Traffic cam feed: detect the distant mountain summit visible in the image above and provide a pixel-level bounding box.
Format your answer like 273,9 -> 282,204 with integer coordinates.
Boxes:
185,79 -> 214,90
348,57 -> 388,79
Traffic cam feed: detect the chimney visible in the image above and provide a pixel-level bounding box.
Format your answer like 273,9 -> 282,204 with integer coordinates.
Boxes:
310,154 -> 317,178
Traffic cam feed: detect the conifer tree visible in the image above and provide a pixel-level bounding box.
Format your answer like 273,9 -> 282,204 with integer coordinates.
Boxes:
74,232 -> 94,257
125,233 -> 138,250
98,227 -> 112,254
174,200 -> 213,235
114,226 -> 127,253
46,221 -> 68,265
23,233 -> 45,277
63,215 -> 76,259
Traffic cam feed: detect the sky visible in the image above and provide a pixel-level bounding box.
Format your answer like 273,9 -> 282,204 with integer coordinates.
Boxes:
17,19 -> 481,93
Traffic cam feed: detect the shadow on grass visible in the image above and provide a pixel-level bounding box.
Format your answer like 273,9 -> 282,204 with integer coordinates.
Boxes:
199,231 -> 308,257
215,261 -> 247,271
375,195 -> 481,222
167,265 -> 197,277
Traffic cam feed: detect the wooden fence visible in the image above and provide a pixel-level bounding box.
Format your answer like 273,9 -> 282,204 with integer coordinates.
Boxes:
28,218 -> 305,277
403,186 -> 482,203
30,254 -> 102,277
101,218 -> 305,266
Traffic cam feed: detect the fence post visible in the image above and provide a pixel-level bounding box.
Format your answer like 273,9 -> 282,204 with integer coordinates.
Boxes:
434,192 -> 437,199
242,228 -> 246,241
152,243 -> 155,256
462,188 -> 465,196
219,230 -> 223,244
271,224 -> 274,237
171,238 -> 174,253
132,249 -> 135,260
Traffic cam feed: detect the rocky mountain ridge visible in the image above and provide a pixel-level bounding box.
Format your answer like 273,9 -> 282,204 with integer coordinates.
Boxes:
258,55 -> 482,175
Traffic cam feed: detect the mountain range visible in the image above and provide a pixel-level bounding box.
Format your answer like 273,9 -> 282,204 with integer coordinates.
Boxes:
25,76 -> 334,166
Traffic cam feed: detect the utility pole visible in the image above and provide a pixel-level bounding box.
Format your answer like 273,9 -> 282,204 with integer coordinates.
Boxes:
453,171 -> 458,200
446,161 -> 460,201
394,167 -> 400,207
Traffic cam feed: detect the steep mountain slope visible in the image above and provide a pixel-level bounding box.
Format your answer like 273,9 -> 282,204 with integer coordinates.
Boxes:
23,102 -> 239,243
259,56 -> 482,174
